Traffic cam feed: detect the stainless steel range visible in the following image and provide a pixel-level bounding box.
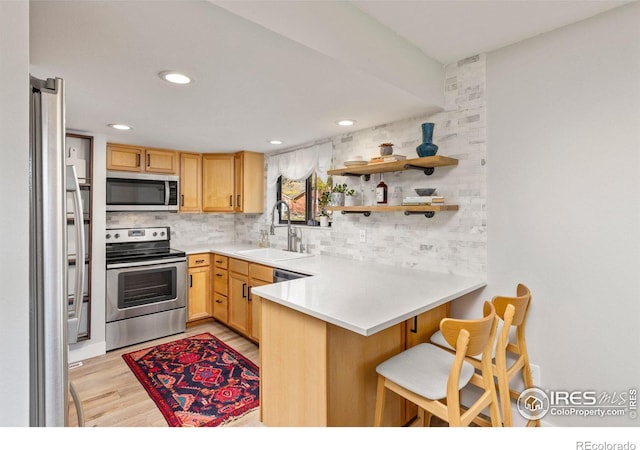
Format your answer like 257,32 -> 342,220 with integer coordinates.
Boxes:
105,226 -> 186,351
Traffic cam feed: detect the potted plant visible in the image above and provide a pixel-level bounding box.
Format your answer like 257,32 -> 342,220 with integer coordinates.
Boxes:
329,183 -> 355,207
318,190 -> 332,227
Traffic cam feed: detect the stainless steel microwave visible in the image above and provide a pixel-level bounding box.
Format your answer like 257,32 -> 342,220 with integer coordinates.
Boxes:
106,171 -> 179,212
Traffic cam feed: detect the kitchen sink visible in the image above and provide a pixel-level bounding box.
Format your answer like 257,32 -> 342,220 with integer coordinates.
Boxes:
236,248 -> 315,262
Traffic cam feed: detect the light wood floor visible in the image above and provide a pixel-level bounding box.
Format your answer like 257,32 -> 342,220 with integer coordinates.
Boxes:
68,320 -> 262,427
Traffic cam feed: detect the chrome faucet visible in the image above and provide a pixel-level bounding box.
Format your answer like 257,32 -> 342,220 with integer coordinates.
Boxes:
270,200 -> 297,252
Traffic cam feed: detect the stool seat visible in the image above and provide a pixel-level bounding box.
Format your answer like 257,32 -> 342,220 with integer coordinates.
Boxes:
376,343 -> 475,400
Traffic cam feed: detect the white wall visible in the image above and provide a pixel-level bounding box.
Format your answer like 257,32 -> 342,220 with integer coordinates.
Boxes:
0,0 -> 30,426
486,2 -> 640,426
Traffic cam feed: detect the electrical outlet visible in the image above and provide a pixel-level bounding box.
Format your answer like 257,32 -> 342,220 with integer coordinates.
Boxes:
201,222 -> 208,232
359,229 -> 366,243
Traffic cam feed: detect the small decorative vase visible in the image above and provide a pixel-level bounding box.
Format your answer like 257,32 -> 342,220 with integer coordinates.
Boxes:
330,192 -> 345,206
320,216 -> 329,227
416,123 -> 438,157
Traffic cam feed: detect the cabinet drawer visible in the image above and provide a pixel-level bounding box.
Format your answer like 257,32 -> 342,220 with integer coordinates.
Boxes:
229,258 -> 249,275
213,295 -> 228,324
249,263 -> 273,283
213,267 -> 228,296
188,253 -> 210,268
213,254 -> 228,269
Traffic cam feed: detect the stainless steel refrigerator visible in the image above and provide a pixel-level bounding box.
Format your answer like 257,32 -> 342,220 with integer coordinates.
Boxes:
29,76 -> 85,426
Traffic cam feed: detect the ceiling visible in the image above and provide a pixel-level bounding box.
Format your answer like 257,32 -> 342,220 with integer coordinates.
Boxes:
29,1 -> 629,153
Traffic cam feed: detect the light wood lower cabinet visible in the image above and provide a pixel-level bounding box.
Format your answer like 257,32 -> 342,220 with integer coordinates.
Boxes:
227,258 -> 272,342
187,253 -> 212,322
229,269 -> 250,335
212,254 -> 229,323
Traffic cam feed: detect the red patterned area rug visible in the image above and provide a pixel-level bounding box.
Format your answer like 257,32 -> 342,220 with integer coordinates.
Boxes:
122,332 -> 259,427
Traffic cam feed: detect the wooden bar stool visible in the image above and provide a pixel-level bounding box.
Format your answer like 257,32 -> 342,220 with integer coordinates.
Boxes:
373,302 -> 501,427
430,284 -> 537,426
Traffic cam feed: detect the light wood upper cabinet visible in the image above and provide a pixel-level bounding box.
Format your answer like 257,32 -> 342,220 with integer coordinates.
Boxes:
202,153 -> 235,212
179,152 -> 202,212
234,151 -> 265,213
106,143 -> 144,172
145,148 -> 179,174
107,143 -> 178,175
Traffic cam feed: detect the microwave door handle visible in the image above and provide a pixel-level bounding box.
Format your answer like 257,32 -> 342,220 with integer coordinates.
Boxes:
165,181 -> 170,206
66,165 -> 85,344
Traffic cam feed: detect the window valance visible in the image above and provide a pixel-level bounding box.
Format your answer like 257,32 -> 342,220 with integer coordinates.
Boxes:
266,141 -> 333,187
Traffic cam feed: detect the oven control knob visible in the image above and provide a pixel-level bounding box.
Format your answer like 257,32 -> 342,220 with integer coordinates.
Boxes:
153,232 -> 158,237
161,231 -> 165,236
114,233 -> 120,239
106,233 -> 111,240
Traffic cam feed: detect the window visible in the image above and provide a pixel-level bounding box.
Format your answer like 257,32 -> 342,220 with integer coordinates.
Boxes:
276,174 -> 330,226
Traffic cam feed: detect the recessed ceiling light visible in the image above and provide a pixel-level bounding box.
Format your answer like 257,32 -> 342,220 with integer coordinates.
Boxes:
108,123 -> 133,130
158,71 -> 192,85
336,119 -> 356,126
268,140 -> 283,145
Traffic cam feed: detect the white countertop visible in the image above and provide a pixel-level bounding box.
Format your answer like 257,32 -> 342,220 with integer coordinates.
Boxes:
179,243 -> 486,336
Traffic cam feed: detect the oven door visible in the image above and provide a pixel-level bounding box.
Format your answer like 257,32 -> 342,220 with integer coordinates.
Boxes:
106,257 -> 186,322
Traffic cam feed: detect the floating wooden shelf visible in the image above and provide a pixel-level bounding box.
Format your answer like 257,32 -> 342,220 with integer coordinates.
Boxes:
327,155 -> 458,180
326,204 -> 458,218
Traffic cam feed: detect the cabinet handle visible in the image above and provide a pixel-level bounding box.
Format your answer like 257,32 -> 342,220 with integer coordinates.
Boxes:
146,154 -> 150,167
410,316 -> 418,334
195,259 -> 205,264
189,274 -> 193,288
215,299 -> 223,304
242,282 -> 247,299
248,286 -> 252,302
136,154 -> 141,167
215,273 -> 223,277
236,194 -> 241,207
229,195 -> 233,207
181,194 -> 184,207
215,260 -> 223,264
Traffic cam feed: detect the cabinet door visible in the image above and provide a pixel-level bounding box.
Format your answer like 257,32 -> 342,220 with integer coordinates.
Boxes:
188,266 -> 212,322
236,151 -> 264,214
145,148 -> 178,174
228,271 -> 249,334
179,152 -> 202,212
202,154 -> 235,212
107,143 -> 144,172
249,279 -> 268,342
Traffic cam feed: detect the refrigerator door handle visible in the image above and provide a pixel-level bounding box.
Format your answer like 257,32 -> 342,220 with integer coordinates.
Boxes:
66,165 -> 85,344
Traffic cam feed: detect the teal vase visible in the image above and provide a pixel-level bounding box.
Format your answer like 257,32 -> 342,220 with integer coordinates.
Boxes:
416,123 -> 438,157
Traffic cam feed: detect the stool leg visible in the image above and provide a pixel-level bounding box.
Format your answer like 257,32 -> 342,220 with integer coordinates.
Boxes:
497,369 -> 512,426
374,374 -> 386,426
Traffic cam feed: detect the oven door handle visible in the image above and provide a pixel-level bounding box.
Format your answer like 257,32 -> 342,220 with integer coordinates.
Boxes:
107,257 -> 187,269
